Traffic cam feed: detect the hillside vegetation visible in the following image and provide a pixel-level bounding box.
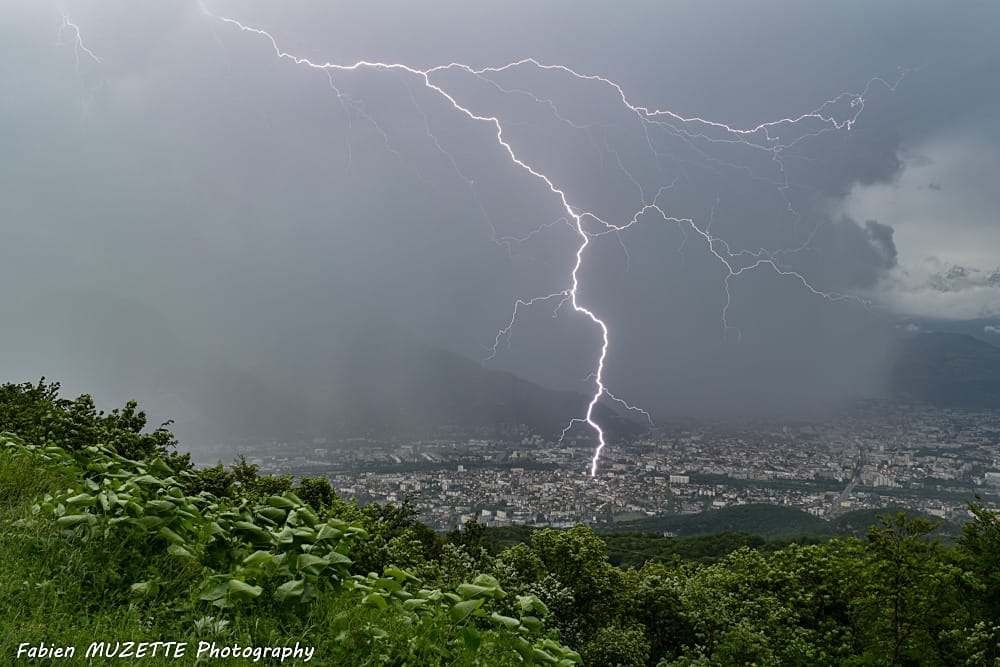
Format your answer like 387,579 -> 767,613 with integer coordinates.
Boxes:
2,379 -> 1000,666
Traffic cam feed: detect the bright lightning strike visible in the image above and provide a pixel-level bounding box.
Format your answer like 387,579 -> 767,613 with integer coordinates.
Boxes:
57,13 -> 102,68
193,7 -> 902,477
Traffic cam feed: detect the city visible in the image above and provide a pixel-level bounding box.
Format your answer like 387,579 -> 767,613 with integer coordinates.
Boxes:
215,402 -> 1000,531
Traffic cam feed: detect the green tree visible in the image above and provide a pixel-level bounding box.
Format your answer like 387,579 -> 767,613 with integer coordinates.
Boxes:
958,501 -> 1000,618
580,622 -> 650,667
446,517 -> 499,555
954,501 -> 1000,665
297,477 -> 336,510
529,526 -> 625,645
188,463 -> 235,498
857,513 -> 962,665
0,379 -> 181,464
631,561 -> 696,664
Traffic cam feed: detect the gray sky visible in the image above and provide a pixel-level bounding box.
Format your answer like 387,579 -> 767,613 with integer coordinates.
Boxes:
2,1 -> 998,445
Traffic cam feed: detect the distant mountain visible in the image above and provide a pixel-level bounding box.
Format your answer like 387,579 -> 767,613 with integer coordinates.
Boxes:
900,317 -> 1000,346
891,332 -> 1000,408
296,324 -> 644,440
1,291 -> 643,443
1,289 -> 309,443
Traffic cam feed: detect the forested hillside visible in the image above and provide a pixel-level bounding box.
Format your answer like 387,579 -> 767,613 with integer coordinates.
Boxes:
2,380 -> 1000,666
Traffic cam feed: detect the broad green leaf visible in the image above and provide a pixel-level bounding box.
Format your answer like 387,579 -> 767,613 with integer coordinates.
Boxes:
149,458 -> 174,477
449,598 -> 484,623
226,579 -> 262,601
130,580 -> 159,597
518,594 -> 549,616
384,565 -> 416,582
314,524 -> 343,541
167,544 -> 195,559
130,474 -> 164,487
56,514 -> 96,527
242,550 -> 273,568
256,507 -> 286,524
158,526 -> 185,544
291,526 -> 316,540
199,582 -> 229,602
513,637 -> 533,660
66,493 -> 96,507
147,500 -> 176,513
137,515 -> 163,530
274,579 -> 305,603
234,521 -> 273,546
361,593 -> 388,610
490,612 -> 521,630
266,495 -> 299,510
326,551 -> 352,565
402,598 -> 428,610
297,554 -> 328,576
457,583 -> 493,599
531,648 -> 559,664
519,615 -> 543,633
375,577 -> 402,592
297,506 -> 319,527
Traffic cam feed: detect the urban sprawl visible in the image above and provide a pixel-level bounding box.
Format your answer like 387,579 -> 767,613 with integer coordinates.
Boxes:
200,402 -> 1000,531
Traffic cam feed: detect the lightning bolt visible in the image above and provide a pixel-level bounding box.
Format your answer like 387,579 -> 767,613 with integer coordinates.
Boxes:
139,7 -> 901,476
57,13 -> 102,69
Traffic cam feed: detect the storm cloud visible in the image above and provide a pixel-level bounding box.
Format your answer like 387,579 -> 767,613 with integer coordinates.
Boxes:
2,1 -> 998,448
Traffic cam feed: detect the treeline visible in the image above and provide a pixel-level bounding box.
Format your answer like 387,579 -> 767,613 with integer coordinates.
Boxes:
2,380 -> 1000,666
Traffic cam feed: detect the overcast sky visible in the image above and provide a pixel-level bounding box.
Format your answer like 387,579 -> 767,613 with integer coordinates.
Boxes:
2,1 -> 998,445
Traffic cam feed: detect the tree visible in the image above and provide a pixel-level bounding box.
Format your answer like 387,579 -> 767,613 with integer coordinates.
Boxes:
187,463 -> 234,498
631,561 -> 695,664
958,501 -> 1000,618
529,526 -> 625,644
955,501 -> 1000,665
0,379 -> 181,463
579,623 -> 650,667
297,477 -> 335,510
445,517 -> 499,555
858,513 -> 963,665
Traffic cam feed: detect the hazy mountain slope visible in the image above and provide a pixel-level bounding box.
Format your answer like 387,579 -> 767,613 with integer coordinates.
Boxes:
891,332 -> 1000,408
2,291 -> 641,443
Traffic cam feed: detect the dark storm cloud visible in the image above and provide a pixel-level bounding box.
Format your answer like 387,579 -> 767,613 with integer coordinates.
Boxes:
1,0 -> 998,445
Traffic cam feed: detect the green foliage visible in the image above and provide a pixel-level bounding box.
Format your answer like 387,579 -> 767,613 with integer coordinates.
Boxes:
604,531 -> 768,567
297,476 -> 336,510
0,378 -> 183,464
227,454 -> 293,500
854,513 -> 966,665
580,623 -> 650,667
447,516 -> 501,555
4,385 -> 1000,666
187,462 -> 235,497
1,431 -> 577,665
608,503 -> 829,539
958,501 -> 1000,623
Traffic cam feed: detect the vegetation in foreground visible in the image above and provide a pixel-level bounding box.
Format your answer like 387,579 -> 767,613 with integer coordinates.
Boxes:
2,379 -> 1000,666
